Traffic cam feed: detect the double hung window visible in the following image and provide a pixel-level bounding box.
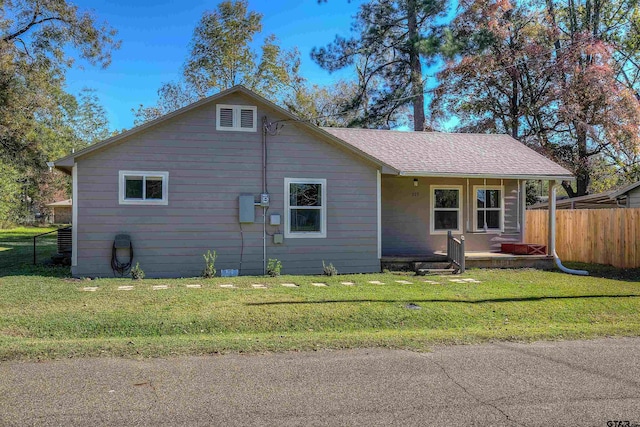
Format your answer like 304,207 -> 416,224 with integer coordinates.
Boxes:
474,186 -> 503,232
430,185 -> 462,234
284,178 -> 326,238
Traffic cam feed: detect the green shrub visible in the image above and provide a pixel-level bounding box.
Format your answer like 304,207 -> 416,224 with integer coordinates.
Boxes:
202,250 -> 217,278
267,258 -> 282,277
322,260 -> 338,276
130,262 -> 145,280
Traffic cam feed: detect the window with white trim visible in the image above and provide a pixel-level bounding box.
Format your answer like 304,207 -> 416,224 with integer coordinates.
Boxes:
119,171 -> 169,205
473,185 -> 503,232
284,178 -> 326,238
430,185 -> 462,234
216,104 -> 257,132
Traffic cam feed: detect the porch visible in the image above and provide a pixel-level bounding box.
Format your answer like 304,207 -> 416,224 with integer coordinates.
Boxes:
379,175 -> 561,273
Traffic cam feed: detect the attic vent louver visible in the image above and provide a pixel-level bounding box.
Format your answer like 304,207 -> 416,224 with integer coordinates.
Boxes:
240,108 -> 254,129
216,104 -> 257,132
219,107 -> 234,128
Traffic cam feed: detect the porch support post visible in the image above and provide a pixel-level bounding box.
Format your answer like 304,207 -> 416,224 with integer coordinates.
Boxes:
377,170 -> 381,259
520,180 -> 527,242
547,180 -> 557,256
72,162 -> 78,268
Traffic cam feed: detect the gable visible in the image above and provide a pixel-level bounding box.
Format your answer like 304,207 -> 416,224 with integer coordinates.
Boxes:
55,85 -> 571,181
54,86 -> 389,174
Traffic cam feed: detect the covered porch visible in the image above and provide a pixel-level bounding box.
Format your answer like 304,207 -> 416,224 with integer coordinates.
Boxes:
380,176 -> 560,272
380,175 -> 529,255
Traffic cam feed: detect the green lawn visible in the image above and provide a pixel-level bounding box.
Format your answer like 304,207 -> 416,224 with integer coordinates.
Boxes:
0,226 -> 62,274
1,266 -> 640,360
1,227 -> 640,361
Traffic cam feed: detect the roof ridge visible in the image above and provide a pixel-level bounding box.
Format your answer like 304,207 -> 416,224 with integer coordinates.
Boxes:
322,127 -> 514,137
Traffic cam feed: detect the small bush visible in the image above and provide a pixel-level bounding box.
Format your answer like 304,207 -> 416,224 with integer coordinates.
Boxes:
322,260 -> 338,276
202,250 -> 217,278
267,259 -> 282,277
130,262 -> 145,280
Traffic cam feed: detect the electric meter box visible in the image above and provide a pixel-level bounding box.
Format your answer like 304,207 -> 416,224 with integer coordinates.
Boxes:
238,194 -> 255,223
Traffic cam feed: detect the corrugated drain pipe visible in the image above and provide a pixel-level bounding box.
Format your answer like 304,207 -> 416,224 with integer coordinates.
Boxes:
549,181 -> 588,276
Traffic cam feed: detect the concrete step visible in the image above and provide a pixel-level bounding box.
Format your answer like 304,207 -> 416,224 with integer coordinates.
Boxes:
413,262 -> 451,270
416,268 -> 458,276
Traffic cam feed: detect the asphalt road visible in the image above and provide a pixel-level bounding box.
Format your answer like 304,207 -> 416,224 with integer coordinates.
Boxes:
1,338 -> 640,426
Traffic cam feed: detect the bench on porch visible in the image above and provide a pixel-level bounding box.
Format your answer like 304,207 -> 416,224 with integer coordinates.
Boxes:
500,243 -> 547,256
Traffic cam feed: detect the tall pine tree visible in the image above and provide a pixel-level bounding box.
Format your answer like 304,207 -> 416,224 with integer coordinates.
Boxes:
312,0 -> 447,130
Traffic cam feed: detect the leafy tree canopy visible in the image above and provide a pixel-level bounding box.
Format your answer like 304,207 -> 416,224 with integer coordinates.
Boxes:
0,0 -> 119,165
134,0 -> 305,125
0,0 -> 119,224
312,0 -> 448,130
432,0 -> 640,196
285,80 -> 368,127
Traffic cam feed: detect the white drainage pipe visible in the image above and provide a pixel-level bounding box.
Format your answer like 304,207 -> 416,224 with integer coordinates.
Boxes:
553,250 -> 588,275
550,182 -> 588,276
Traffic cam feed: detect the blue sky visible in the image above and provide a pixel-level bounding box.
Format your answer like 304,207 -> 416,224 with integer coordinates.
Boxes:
66,0 -> 362,130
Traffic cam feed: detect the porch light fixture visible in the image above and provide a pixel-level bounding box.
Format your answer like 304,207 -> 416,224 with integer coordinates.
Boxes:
413,179 -> 418,187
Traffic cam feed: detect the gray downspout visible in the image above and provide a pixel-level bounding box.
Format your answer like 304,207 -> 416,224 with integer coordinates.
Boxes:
549,181 -> 588,276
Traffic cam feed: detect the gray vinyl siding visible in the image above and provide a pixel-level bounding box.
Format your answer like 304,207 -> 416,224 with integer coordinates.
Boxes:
73,93 -> 380,278
381,176 -> 523,255
628,187 -> 640,208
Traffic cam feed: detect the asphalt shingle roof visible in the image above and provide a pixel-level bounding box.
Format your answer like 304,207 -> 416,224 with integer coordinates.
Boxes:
322,128 -> 573,178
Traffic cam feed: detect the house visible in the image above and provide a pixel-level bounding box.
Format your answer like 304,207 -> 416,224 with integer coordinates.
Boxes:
46,199 -> 72,224
54,86 -> 573,278
529,181 -> 640,210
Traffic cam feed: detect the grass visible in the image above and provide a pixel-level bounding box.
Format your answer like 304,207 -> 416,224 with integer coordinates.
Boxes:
0,226 -> 63,274
1,228 -> 640,361
1,267 -> 640,360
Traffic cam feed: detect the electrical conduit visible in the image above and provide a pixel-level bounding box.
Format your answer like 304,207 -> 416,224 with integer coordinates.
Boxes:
262,116 -> 267,276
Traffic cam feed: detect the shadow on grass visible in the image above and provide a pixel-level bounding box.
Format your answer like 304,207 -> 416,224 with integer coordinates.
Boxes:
563,262 -> 640,282
246,294 -> 640,306
0,265 -> 71,278
0,230 -> 68,278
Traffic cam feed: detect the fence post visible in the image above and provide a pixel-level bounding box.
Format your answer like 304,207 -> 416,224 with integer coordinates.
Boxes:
33,236 -> 36,265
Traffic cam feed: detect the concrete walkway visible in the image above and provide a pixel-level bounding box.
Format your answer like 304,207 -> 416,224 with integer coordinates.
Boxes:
1,338 -> 640,426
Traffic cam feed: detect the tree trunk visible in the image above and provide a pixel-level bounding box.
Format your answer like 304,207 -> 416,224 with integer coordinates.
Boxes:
575,125 -> 590,196
510,74 -> 519,138
407,0 -> 425,131
561,181 -> 576,198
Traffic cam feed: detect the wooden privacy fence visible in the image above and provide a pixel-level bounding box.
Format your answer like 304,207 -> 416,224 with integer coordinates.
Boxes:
525,208 -> 640,268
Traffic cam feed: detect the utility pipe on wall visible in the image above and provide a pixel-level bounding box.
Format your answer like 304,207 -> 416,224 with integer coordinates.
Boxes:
262,116 -> 267,275
549,181 -> 588,276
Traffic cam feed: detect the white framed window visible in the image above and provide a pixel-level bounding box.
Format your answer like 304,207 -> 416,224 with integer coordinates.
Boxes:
430,185 -> 463,234
473,185 -> 504,232
118,171 -> 169,205
284,178 -> 327,238
216,104 -> 257,132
